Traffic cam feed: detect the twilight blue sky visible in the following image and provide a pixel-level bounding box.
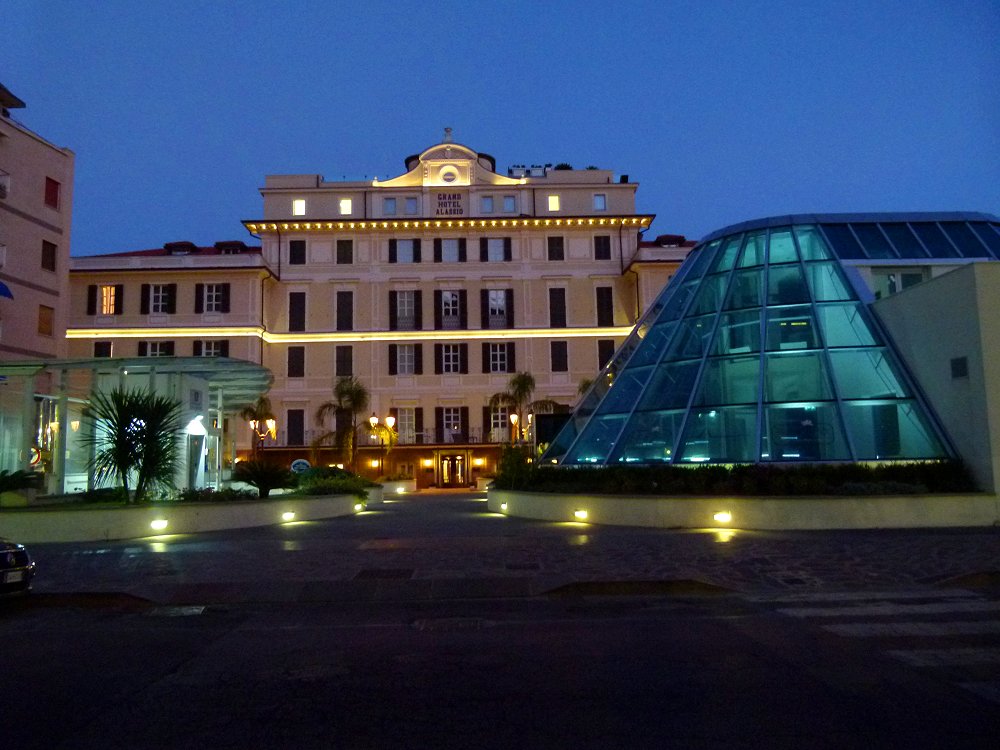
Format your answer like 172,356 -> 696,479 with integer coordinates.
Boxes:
3,0 -> 998,256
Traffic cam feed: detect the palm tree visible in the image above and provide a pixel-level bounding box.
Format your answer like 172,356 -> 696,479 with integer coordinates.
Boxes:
238,395 -> 276,454
488,372 -> 560,443
82,387 -> 182,503
314,376 -> 370,470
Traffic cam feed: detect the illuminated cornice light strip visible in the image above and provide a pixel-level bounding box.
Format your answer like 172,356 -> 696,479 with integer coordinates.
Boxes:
242,215 -> 654,234
65,325 -> 633,343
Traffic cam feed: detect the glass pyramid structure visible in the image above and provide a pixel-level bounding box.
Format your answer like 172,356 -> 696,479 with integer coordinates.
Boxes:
543,216 -> 988,466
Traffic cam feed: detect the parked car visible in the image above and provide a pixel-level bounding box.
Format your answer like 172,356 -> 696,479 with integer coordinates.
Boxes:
1,538 -> 35,595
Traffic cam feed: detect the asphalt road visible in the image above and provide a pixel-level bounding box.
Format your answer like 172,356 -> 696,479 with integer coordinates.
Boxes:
3,492 -> 1000,748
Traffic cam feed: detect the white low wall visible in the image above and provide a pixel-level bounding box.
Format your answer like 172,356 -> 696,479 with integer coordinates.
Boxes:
487,489 -> 1000,530
0,494 -> 364,543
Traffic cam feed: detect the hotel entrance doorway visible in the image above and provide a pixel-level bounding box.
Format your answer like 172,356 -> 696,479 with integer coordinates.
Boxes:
439,454 -> 467,487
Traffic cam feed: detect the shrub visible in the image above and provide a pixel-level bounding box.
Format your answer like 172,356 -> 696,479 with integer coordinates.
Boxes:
379,472 -> 414,482
297,476 -> 371,499
0,469 -> 40,494
231,460 -> 298,498
177,487 -> 257,503
491,445 -> 537,490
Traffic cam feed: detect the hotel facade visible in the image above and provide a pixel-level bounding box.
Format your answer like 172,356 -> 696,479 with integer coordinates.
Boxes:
67,137 -> 689,487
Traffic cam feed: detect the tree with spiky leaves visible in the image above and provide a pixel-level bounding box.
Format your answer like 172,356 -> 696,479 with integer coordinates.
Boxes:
82,387 -> 182,503
488,372 -> 560,443
314,376 -> 370,471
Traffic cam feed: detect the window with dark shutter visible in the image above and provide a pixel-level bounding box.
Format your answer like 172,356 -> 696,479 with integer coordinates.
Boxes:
289,292 -> 306,332
94,341 -> 112,358
288,346 -> 305,378
140,284 -> 150,314
389,344 -> 398,376
195,283 -> 204,313
289,240 -> 306,265
598,339 -> 615,369
547,236 -> 564,261
505,289 -> 514,327
549,288 -> 567,328
336,291 -> 353,331
193,341 -> 203,356
87,285 -> 97,315
114,285 -> 124,315
550,341 -> 568,372
336,239 -> 353,264
335,345 -> 353,376
220,283 -> 230,313
506,341 -> 516,372
594,235 -> 612,260
287,409 -> 305,446
596,286 -> 614,326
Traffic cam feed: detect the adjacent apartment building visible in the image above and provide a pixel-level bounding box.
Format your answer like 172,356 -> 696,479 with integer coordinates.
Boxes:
68,134 -> 690,486
0,83 -> 74,360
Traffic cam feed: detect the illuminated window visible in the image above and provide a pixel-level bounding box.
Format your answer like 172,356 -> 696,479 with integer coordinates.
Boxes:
503,195 -> 516,213
38,305 -> 54,336
292,199 -> 306,216
547,194 -> 560,212
100,285 -> 118,315
481,196 -> 494,213
593,193 -> 607,211
405,197 -> 419,215
383,197 -> 397,216
339,198 -> 352,215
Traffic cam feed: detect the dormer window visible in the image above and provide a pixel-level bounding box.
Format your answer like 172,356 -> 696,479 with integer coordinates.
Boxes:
547,194 -> 561,212
339,198 -> 353,215
292,199 -> 306,216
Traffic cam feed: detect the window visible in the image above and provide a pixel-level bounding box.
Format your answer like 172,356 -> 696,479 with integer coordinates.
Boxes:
38,305 -> 54,336
338,198 -> 352,215
405,197 -> 419,215
141,283 -> 177,314
336,290 -> 353,331
434,343 -> 468,374
593,193 -> 607,211
287,346 -> 305,378
438,406 -> 466,443
194,340 -> 228,357
196,283 -> 230,313
139,341 -> 175,357
90,284 -> 123,316
551,341 -> 568,372
482,288 -> 512,329
390,290 -> 421,330
549,288 -> 567,328
547,236 -> 565,261
872,268 -> 928,299
336,239 -> 353,264
490,406 -> 510,442
598,339 -> 616,369
547,194 -> 560,212
44,177 -> 60,209
596,286 -> 614,326
335,345 -> 353,376
436,290 -> 465,330
396,407 -> 417,444
41,240 -> 57,271
287,409 -> 305,446
434,238 -> 466,263
292,199 -> 306,216
481,196 -> 494,213
396,344 -> 416,375
94,341 -> 112,358
383,197 -> 397,216
503,195 -> 516,213
389,238 -> 421,263
289,292 -> 306,332
480,237 -> 511,262
483,342 -> 515,373
289,240 -> 306,265
594,235 -> 611,260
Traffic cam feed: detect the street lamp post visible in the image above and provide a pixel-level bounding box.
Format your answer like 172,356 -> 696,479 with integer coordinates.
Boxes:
248,418 -> 277,454
509,413 -> 519,444
368,413 -> 397,474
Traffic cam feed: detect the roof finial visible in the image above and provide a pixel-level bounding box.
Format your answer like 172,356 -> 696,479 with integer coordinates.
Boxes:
443,126 -> 453,143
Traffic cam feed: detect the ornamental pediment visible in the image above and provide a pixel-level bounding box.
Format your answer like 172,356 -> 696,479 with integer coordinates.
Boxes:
374,135 -> 522,189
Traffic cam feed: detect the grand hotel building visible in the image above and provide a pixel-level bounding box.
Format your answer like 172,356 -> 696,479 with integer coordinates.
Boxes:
67,136 -> 690,487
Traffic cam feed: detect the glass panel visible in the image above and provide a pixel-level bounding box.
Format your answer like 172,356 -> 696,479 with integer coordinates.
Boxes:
827,349 -> 910,399
794,225 -> 833,261
597,366 -> 654,415
841,400 -> 946,459
767,265 -> 811,305
969,223 -> 1000,259
738,231 -> 766,268
543,418 -> 580,462
768,229 -> 797,264
667,315 -> 715,360
764,351 -> 834,402
683,241 -> 720,280
940,222 -> 990,258
628,321 -> 676,368
850,224 -> 895,259
766,306 -> 819,351
911,223 -> 959,258
712,310 -> 761,355
608,410 -> 686,464
708,235 -> 742,274
663,280 -> 699,321
821,224 -> 866,259
689,272 -> 729,315
724,268 -> 762,310
880,223 -> 927,258
636,361 -> 701,411
693,355 -> 760,406
804,262 -> 854,301
563,414 -> 628,465
677,406 -> 758,463
762,403 -> 850,461
815,303 -> 879,347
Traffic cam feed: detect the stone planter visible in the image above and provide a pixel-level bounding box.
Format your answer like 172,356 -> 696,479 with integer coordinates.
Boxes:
379,479 -> 416,497
366,485 -> 385,505
475,476 -> 494,491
